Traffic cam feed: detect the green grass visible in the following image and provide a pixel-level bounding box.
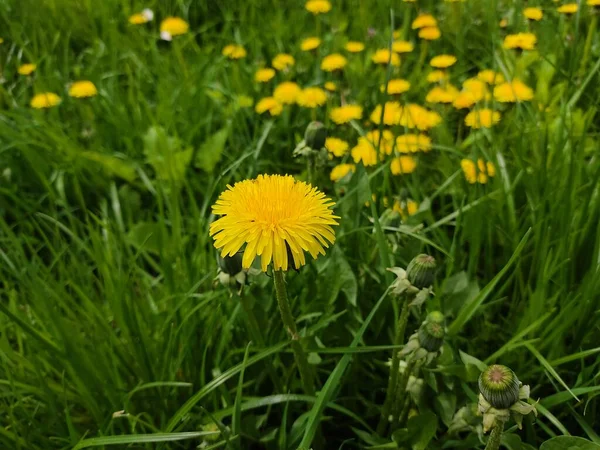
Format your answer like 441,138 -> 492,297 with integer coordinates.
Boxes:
1,0 -> 599,449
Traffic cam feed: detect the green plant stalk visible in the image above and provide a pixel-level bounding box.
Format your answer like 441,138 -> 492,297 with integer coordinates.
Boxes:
579,15 -> 597,77
273,270 -> 315,396
392,358 -> 415,429
376,295 -> 410,435
307,154 -> 315,186
484,421 -> 505,450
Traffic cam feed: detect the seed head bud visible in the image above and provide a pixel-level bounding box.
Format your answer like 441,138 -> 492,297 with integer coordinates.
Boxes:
217,252 -> 244,276
304,121 -> 327,150
406,254 -> 436,289
417,321 -> 445,352
479,365 -> 521,409
426,311 -> 445,324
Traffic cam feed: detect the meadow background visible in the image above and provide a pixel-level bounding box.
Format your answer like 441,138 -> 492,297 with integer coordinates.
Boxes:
1,0 -> 599,449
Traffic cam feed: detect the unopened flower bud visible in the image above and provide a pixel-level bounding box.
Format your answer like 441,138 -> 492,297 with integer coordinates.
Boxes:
426,311 -> 445,324
418,321 -> 445,352
304,121 -> 327,150
406,254 -> 436,289
217,252 -> 244,276
479,365 -> 521,409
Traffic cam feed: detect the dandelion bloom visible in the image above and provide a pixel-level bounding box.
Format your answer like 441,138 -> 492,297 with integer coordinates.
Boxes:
30,92 -> 61,109
493,79 -> 534,102
324,81 -> 337,91
255,97 -> 283,116
419,27 -> 441,40
129,8 -> 153,24
430,55 -> 457,68
330,104 -> 363,124
463,78 -> 488,97
393,199 -> 418,217
503,33 -> 537,50
427,70 -> 448,83
305,0 -> 332,14
381,79 -> 411,95
272,53 -> 295,71
363,129 -> 395,155
453,92 -> 478,109
345,41 -> 365,53
325,137 -> 349,157
557,3 -> 578,14
461,159 -> 496,184
396,134 -> 432,153
523,7 -> 543,20
68,80 -> 98,98
321,53 -> 347,72
255,68 -> 276,83
301,37 -> 321,51
330,163 -> 355,181
477,70 -> 505,85
372,49 -> 401,66
399,104 -> 442,130
351,141 -> 378,166
392,41 -> 414,53
465,109 -> 501,128
210,174 -> 339,272
273,81 -> 301,104
160,17 -> 189,40
370,102 -> 402,126
426,85 -> 460,103
297,87 -> 327,108
222,44 -> 247,59
588,0 -> 600,5
412,14 -> 437,29
391,156 -> 417,175
18,64 -> 36,75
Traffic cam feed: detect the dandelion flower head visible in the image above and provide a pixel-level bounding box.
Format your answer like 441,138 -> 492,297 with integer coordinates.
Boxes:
18,63 -> 36,76
523,7 -> 543,20
391,156 -> 417,175
325,137 -> 350,157
321,53 -> 348,72
255,68 -> 276,83
430,54 -> 457,68
381,79 -> 411,95
305,0 -> 332,14
330,163 -> 355,182
330,104 -> 363,124
297,87 -> 327,108
461,159 -> 496,184
503,33 -> 537,50
160,17 -> 189,39
372,49 -> 401,66
465,109 -> 501,128
273,81 -> 301,104
273,53 -> 295,71
222,44 -> 247,59
301,37 -> 321,51
557,3 -> 578,14
345,41 -> 365,53
392,41 -> 414,53
68,80 -> 98,98
412,14 -> 437,29
255,97 -> 283,116
493,79 -> 534,102
30,92 -> 61,109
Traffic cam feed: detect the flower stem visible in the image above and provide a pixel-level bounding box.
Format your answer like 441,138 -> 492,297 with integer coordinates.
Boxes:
579,15 -> 597,77
273,270 -> 315,396
377,295 -> 410,435
392,358 -> 416,429
485,421 -> 505,450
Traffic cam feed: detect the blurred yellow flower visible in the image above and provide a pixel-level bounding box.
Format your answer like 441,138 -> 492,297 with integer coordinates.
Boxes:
18,63 -> 36,75
370,102 -> 402,126
68,80 -> 98,98
297,87 -> 327,108
399,104 -> 442,130
330,163 -> 356,181
364,129 -> 395,155
419,27 -> 441,40
160,17 -> 189,39
345,41 -> 365,52
272,53 -> 295,71
499,18 -> 508,28
557,3 -> 578,13
453,79 -> 488,108
222,44 -> 246,59
129,8 -> 153,24
255,68 -> 276,83
427,70 -> 448,83
301,37 -> 321,51
523,7 -> 543,20
305,0 -> 332,14
588,0 -> 600,5
273,81 -> 301,104
326,137 -> 350,157
381,79 -> 411,95
412,14 -> 437,29
465,109 -> 501,128
324,81 -> 337,91
255,97 -> 283,116
494,79 -> 534,102
503,33 -> 537,50
392,41 -> 414,53
330,105 -> 363,124
351,141 -> 378,166
426,85 -> 460,103
30,92 -> 61,109
321,53 -> 348,71
461,159 -> 496,184
393,199 -> 418,218
477,70 -> 505,85
396,134 -> 432,153
391,156 -> 417,175
372,49 -> 401,66
430,54 -> 457,68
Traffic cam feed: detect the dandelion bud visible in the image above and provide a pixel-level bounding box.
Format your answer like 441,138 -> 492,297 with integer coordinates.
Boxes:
304,121 -> 327,150
426,310 -> 445,324
217,252 -> 243,276
417,321 -> 445,352
406,254 -> 436,289
479,365 -> 521,409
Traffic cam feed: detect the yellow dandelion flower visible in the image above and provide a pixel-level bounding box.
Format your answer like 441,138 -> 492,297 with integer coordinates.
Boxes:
426,84 -> 460,104
557,3 -> 578,14
493,79 -> 534,102
321,53 -> 348,72
372,49 -> 401,66
427,70 -> 448,83
325,137 -> 349,157
419,26 -> 441,40
330,104 -> 363,124
210,174 -> 339,272
345,41 -> 365,53
396,134 -> 432,153
305,0 -> 332,14
273,81 -> 301,104
330,163 -> 356,181
381,79 -> 411,95
499,18 -> 508,28
255,68 -> 276,83
351,141 -> 378,166
461,159 -> 495,184
324,81 -> 337,92
160,17 -> 189,38
18,63 -> 36,76
391,156 -> 417,175
363,129 -> 395,155
392,40 -> 414,54
465,109 -> 501,128
129,9 -> 153,24
393,199 -> 419,218
370,102 -> 402,126
477,70 -> 505,85
430,54 -> 457,68
399,104 -> 442,130
463,78 -> 488,97
255,97 -> 283,116
588,0 -> 600,5
523,7 -> 543,20
503,33 -> 537,50
412,14 -> 437,29
68,80 -> 98,98
301,37 -> 321,51
30,92 -> 61,109
453,92 -> 478,109
297,87 -> 327,108
222,44 -> 247,59
272,53 -> 295,71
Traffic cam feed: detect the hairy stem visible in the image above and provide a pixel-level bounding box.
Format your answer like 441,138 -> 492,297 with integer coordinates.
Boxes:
485,421 -> 505,450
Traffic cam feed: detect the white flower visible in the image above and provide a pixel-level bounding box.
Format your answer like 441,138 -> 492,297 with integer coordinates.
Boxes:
160,31 -> 172,41
142,8 -> 154,21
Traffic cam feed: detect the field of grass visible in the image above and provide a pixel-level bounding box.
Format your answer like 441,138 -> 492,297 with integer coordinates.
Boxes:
1,0 -> 599,449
